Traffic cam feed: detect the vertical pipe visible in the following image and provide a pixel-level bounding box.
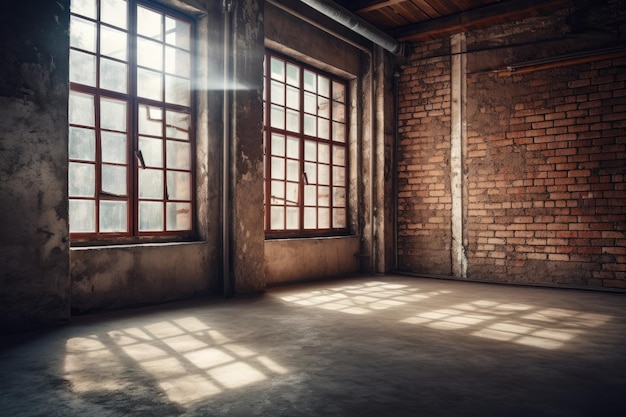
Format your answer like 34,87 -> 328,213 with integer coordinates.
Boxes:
370,45 -> 375,274
222,0 -> 233,297
393,69 -> 400,272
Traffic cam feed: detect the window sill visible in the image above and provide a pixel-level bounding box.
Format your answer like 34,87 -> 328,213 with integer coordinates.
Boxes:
70,240 -> 208,251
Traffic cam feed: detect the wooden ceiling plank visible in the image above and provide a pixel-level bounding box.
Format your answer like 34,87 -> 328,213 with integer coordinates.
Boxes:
407,0 -> 442,19
357,0 -> 406,13
393,2 -> 431,22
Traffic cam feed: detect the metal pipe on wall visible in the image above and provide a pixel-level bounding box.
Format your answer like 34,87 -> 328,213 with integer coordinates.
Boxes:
222,0 -> 233,297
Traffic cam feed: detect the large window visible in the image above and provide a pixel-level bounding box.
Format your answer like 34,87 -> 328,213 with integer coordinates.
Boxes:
68,0 -> 195,241
264,52 -> 348,237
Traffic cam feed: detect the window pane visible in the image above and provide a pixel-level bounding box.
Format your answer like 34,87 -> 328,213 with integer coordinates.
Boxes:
304,92 -> 316,114
101,0 -> 127,29
318,208 -> 330,228
100,26 -> 127,61
69,127 -> 95,161
271,133 -> 285,157
166,111 -> 190,140
166,141 -> 190,170
286,136 -> 299,158
286,109 -> 299,133
139,169 -> 163,199
167,202 -> 191,231
318,143 -> 330,164
318,118 -> 329,140
270,181 -> 284,204
139,105 -> 163,136
101,131 -> 127,163
100,97 -> 127,132
332,122 -> 345,142
165,75 -> 190,106
165,47 -> 190,77
304,141 -> 316,161
270,206 -> 284,229
304,185 -> 316,206
271,80 -> 285,106
333,145 -> 345,166
286,86 -> 299,110
69,92 -> 94,126
333,208 -> 346,228
139,201 -> 163,231
270,105 -> 284,130
271,157 -> 285,180
286,207 -> 299,230
303,114 -> 316,136
318,97 -> 329,118
137,38 -> 162,70
285,182 -> 299,206
303,70 -> 315,92
333,166 -> 345,185
165,17 -> 190,50
100,200 -> 127,232
286,159 -> 299,182
318,186 -> 330,206
167,171 -> 190,200
270,58 -> 284,82
286,63 -> 299,86
318,76 -> 329,97
100,58 -> 127,93
70,16 -> 96,51
139,137 -> 163,167
70,50 -> 96,86
332,101 -> 345,122
102,164 -> 127,196
333,187 -> 346,206
138,68 -> 163,101
69,200 -> 95,233
304,163 -> 316,184
332,82 -> 345,102
69,162 -> 95,197
137,6 -> 162,40
304,207 -> 316,229
71,0 -> 96,19
318,165 -> 329,186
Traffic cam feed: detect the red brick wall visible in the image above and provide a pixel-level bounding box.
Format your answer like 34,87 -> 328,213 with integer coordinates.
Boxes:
396,8 -> 626,289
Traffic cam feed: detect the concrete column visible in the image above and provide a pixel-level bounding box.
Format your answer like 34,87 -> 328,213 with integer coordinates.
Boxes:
450,33 -> 468,278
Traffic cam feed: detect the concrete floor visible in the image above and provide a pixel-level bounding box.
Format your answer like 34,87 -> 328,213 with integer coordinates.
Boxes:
1,275 -> 625,417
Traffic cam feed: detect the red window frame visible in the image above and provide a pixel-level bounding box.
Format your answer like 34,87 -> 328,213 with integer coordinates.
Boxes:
263,51 -> 349,238
68,0 -> 195,243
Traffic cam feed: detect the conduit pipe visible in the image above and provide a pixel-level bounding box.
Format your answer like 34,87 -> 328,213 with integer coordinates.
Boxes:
299,0 -> 403,55
222,0 -> 233,297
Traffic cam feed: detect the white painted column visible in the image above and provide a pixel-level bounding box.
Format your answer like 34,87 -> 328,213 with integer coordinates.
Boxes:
450,33 -> 468,278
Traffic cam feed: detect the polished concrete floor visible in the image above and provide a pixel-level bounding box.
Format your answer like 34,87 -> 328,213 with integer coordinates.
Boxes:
1,275 -> 625,417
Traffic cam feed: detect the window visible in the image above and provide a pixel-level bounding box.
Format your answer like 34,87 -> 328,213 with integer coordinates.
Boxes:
263,52 -> 348,237
68,0 -> 194,241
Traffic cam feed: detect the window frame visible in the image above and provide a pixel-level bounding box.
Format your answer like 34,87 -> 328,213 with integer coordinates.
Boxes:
68,0 -> 197,245
263,50 -> 350,239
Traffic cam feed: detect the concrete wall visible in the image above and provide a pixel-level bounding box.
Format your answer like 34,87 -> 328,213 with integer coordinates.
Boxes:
0,0 -> 71,330
397,2 -> 626,289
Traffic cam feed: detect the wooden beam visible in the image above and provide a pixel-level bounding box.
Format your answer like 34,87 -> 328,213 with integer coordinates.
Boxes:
357,0 -> 406,13
389,0 -> 588,41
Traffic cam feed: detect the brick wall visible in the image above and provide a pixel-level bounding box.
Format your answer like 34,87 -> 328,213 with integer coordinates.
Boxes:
396,5 -> 626,289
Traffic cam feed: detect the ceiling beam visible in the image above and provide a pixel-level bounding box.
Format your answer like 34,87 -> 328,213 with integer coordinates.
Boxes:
356,0 -> 406,14
388,0 -> 588,41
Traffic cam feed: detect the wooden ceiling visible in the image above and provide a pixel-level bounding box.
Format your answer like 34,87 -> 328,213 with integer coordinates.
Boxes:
333,0 -> 585,41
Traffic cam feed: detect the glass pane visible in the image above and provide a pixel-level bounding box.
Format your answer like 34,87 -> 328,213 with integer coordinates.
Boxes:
70,16 -> 96,51
304,185 -> 316,205
303,70 -> 315,92
286,86 -> 299,110
165,75 -> 190,106
286,109 -> 299,133
333,187 -> 346,206
101,0 -> 127,29
69,92 -> 94,126
270,105 -> 284,130
270,181 -> 284,204
100,58 -> 127,93
318,165 -> 329,185
304,140 -> 316,161
333,166 -> 345,184
166,141 -> 190,169
167,202 -> 191,231
69,127 -> 95,161
71,0 -> 96,19
286,136 -> 299,158
139,105 -> 163,136
271,133 -> 285,157
100,26 -> 127,61
165,17 -> 190,50
304,92 -> 316,114
333,145 -> 345,166
286,159 -> 299,182
318,186 -> 330,206
271,157 -> 285,180
318,118 -> 329,140
304,207 -> 316,229
166,111 -> 190,140
332,122 -> 345,142
304,114 -> 316,136
101,131 -> 127,163
102,164 -> 127,195
318,76 -> 329,97
137,38 -> 162,70
304,163 -> 316,184
318,97 -> 329,118
100,97 -> 126,132
137,68 -> 163,101
333,208 -> 346,228
139,137 -> 163,167
286,207 -> 299,230
285,182 -> 299,206
165,47 -> 190,77
167,171 -> 190,200
318,208 -> 330,228
270,206 -> 284,230
318,143 -> 330,164
69,162 -> 95,197
69,200 -> 95,233
271,80 -> 285,106
70,50 -> 96,86
137,5 -> 162,40
286,63 -> 299,86
270,58 -> 284,81
332,82 -> 345,102
332,100 -> 345,122
139,169 -> 163,198
100,200 -> 127,232
139,201 -> 163,231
